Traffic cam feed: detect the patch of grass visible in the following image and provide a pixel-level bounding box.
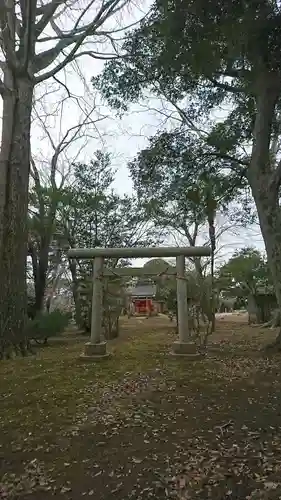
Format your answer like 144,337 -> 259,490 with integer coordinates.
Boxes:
1,317 -> 281,499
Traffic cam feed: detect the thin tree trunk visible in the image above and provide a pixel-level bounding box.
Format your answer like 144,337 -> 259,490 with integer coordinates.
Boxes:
0,74 -> 34,358
34,196 -> 60,313
247,293 -> 259,324
45,271 -> 61,312
210,248 -> 216,333
28,240 -> 49,314
34,247 -> 49,312
68,258 -> 83,328
209,223 -> 216,333
27,238 -> 38,317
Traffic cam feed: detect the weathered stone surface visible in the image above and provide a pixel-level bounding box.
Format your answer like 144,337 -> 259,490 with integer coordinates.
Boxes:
170,341 -> 201,358
79,342 -> 110,360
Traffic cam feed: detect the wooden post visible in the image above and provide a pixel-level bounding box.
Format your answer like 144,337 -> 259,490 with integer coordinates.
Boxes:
176,254 -> 189,342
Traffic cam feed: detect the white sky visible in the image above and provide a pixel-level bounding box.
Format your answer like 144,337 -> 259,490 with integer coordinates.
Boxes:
1,1 -> 265,268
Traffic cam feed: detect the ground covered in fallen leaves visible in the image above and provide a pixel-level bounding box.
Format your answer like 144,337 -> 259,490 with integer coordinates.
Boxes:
1,316 -> 281,499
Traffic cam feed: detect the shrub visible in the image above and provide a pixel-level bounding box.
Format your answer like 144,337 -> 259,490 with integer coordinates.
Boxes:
26,310 -> 71,345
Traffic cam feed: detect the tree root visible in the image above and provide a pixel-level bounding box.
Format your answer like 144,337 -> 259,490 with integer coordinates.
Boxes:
261,320 -> 276,328
264,337 -> 281,352
264,319 -> 281,352
0,336 -> 34,360
260,309 -> 281,329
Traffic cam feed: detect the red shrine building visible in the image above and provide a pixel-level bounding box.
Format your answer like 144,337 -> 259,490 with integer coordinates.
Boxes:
128,284 -> 166,316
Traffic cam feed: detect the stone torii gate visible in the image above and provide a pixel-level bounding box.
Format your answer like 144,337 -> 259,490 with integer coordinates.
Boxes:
68,246 -> 211,359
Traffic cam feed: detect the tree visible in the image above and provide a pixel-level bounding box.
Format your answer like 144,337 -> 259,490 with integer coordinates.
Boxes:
128,128 -> 249,330
217,247 -> 271,323
56,152 -> 157,328
93,0 -> 281,346
28,109 -> 104,315
218,248 -> 270,293
0,0 -> 141,358
129,130 -> 245,265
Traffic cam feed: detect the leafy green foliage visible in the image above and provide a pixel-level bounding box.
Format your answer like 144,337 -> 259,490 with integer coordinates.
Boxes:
94,0 -> 258,235
94,0 -> 281,111
130,128 -> 245,206
92,0 -> 281,185
93,2 -> 281,326
217,247 -> 272,296
59,152 -> 159,330
28,172 -> 68,313
28,151 -> 158,327
128,127 -> 251,259
26,310 -> 71,344
57,151 -> 156,258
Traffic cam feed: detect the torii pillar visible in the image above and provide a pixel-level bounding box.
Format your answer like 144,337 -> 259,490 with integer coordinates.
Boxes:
82,256 -> 109,359
171,254 -> 201,358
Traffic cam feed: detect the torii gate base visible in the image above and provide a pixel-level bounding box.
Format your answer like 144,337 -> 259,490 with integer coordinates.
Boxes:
170,341 -> 202,359
68,246 -> 211,360
82,341 -> 110,359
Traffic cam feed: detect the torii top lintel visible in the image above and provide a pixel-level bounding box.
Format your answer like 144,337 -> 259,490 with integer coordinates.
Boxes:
68,246 -> 211,259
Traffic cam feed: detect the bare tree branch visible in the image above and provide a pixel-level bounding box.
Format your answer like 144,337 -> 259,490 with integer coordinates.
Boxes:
35,0 -> 65,37
30,157 -> 45,219
0,0 -> 18,69
0,76 -> 7,95
53,75 -> 71,97
64,50 -> 121,61
208,77 -> 245,94
155,82 -> 208,136
21,0 -> 37,74
32,89 -> 109,191
203,151 -> 250,169
34,0 -> 129,82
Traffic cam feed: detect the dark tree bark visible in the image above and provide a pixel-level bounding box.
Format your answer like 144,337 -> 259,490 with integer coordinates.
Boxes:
248,71 -> 281,349
0,74 -> 34,358
34,246 -> 49,312
0,0 -> 134,359
27,238 -> 49,314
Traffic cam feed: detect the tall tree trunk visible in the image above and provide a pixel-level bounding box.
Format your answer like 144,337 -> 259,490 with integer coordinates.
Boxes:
248,71 -> 281,348
252,203 -> 281,345
0,72 -> 34,358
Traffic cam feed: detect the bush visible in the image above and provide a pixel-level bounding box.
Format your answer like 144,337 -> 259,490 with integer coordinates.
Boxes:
26,310 -> 71,345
